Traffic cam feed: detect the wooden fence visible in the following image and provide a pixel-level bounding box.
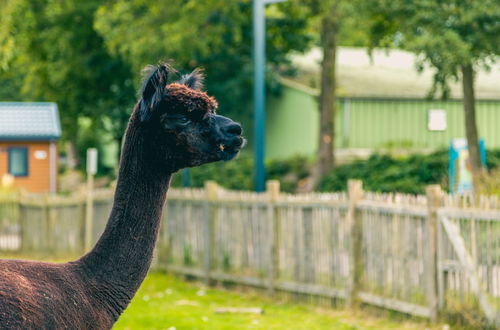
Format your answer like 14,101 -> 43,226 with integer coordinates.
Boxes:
0,191 -> 113,256
1,182 -> 500,325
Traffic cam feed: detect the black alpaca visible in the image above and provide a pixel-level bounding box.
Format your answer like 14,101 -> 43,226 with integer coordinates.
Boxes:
0,63 -> 244,329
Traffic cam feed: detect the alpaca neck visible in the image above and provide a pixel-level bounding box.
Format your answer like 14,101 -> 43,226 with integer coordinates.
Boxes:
77,108 -> 172,315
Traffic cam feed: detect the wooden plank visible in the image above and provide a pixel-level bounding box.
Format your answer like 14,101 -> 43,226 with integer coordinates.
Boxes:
166,265 -> 347,299
424,185 -> 442,321
440,216 -> 496,323
347,180 -> 364,307
292,209 -> 302,282
302,207 -> 314,283
167,265 -> 206,278
204,181 -> 219,284
275,201 -> 348,208
275,281 -> 346,299
439,260 -> 463,271
357,202 -> 427,217
198,200 -> 349,208
436,214 -> 448,310
206,271 -> 267,288
438,208 -> 500,221
358,291 -> 432,318
266,180 -> 280,295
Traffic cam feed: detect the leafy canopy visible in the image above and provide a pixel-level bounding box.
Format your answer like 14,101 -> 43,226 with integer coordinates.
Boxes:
366,0 -> 500,98
0,0 -> 135,142
94,0 -> 313,123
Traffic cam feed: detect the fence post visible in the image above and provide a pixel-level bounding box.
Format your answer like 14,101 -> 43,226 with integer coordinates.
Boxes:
425,185 -> 442,322
13,192 -> 23,254
266,180 -> 280,295
204,181 -> 219,285
84,174 -> 94,252
346,179 -> 364,307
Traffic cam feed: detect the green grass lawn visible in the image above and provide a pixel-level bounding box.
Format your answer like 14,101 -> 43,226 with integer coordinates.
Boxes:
115,273 -> 440,330
0,255 -> 446,329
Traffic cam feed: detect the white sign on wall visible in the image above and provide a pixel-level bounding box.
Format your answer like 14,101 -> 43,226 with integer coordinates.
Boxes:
34,150 -> 47,160
428,109 -> 447,131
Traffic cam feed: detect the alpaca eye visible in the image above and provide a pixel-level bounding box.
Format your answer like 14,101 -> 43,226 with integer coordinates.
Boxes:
163,115 -> 191,129
176,117 -> 191,125
165,115 -> 190,125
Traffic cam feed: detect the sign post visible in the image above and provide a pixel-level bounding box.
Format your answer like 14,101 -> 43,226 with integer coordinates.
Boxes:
85,148 -> 97,252
253,0 -> 287,192
449,138 -> 486,195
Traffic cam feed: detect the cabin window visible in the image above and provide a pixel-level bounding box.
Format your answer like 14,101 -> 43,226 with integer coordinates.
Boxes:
8,147 -> 28,177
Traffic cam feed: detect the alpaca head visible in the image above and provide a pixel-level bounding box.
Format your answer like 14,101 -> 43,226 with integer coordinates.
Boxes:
137,63 -> 245,171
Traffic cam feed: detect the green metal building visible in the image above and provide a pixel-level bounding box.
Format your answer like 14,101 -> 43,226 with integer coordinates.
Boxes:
265,47 -> 500,159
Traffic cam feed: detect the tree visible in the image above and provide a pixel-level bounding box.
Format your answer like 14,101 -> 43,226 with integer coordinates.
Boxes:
94,0 -> 312,132
316,1 -> 339,186
0,0 -> 135,168
301,0 -> 360,188
366,0 -> 500,188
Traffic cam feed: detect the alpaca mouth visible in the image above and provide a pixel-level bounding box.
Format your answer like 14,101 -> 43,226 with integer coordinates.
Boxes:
218,137 -> 245,160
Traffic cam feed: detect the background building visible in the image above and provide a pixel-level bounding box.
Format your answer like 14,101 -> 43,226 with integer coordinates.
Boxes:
0,103 -> 61,193
266,47 -> 500,159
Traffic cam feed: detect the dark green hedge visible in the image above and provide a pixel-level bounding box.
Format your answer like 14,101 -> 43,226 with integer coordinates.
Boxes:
171,149 -> 500,195
319,149 -> 500,194
318,151 -> 448,194
171,153 -> 311,193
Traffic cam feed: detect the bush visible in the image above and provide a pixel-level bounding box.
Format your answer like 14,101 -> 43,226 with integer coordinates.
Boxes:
171,153 -> 312,193
170,149 -> 500,195
318,150 -> 450,194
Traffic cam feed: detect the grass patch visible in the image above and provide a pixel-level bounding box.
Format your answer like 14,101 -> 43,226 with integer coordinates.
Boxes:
0,255 -> 448,329
115,273 -> 441,330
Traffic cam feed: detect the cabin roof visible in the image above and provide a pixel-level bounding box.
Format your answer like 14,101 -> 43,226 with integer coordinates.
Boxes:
0,102 -> 61,141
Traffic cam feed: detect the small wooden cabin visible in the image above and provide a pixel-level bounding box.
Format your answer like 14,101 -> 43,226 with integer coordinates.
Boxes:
0,102 -> 61,193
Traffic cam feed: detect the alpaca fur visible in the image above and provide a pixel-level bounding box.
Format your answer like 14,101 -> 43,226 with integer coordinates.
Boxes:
0,63 -> 244,329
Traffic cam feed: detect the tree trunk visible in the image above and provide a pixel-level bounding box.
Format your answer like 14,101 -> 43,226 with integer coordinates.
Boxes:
62,115 -> 80,170
65,140 -> 79,170
461,64 -> 483,190
312,1 -> 339,188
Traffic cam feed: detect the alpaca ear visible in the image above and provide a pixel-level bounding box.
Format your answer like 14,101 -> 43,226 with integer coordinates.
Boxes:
139,63 -> 171,122
179,68 -> 204,90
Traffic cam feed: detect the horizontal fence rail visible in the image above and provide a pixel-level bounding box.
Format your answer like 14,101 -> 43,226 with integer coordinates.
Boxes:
1,182 -> 500,325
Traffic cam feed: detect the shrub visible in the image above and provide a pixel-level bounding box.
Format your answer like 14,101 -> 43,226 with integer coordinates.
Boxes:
171,153 -> 312,193
171,149 -> 500,195
318,150 -> 450,194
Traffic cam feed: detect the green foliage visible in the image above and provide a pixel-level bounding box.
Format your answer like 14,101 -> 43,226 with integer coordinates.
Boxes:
300,0 -> 371,47
365,0 -> 500,98
0,0 -> 371,168
320,149 -> 500,194
267,155 -> 312,192
76,118 -> 116,176
172,149 -> 500,195
171,153 -> 312,193
319,150 -> 450,194
0,69 -> 23,101
94,0 -> 313,128
0,0 -> 135,155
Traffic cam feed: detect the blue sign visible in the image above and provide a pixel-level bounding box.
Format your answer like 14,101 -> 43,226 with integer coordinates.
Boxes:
449,138 -> 486,195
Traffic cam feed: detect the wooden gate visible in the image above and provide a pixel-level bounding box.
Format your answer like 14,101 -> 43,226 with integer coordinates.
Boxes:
438,208 -> 500,326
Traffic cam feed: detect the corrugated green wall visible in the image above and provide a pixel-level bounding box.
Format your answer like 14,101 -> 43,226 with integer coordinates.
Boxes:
266,86 -> 318,159
266,84 -> 500,159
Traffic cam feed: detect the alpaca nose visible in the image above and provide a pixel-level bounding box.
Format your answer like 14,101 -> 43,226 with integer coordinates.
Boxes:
224,122 -> 242,136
